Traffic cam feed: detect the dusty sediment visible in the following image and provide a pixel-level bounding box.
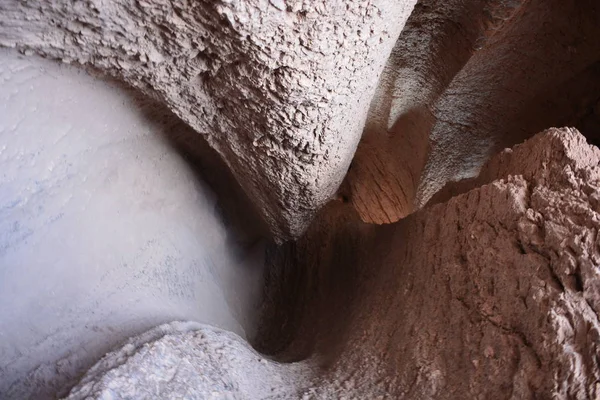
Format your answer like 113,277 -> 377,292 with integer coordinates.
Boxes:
67,128 -> 600,399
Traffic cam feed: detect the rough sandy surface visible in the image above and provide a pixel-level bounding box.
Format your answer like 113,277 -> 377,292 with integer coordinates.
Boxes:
65,322 -> 313,400
0,0 -> 417,239
0,51 -> 264,399
416,0 -> 600,207
2,1 -> 600,398
342,0 -> 600,225
67,128 -> 600,398
344,0 -> 524,224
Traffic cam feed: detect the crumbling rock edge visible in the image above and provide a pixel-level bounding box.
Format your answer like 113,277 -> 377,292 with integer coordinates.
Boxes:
66,128 -> 600,399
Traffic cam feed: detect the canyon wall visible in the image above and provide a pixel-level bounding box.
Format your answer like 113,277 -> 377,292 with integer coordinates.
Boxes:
1,1 -> 600,398
343,0 -> 600,224
0,51 -> 264,399
65,129 -> 600,399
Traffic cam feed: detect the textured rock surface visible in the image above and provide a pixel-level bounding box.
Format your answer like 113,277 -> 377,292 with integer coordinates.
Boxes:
68,129 -> 600,398
417,0 -> 600,205
343,0 -> 523,224
342,0 -> 600,224
65,322 -> 313,400
0,0 -> 417,239
3,1 -> 600,398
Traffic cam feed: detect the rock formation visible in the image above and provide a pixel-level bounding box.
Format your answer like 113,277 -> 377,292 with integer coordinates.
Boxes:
1,0 -> 600,398
0,50 -> 265,399
0,0 -> 418,239
344,0 -> 600,224
66,128 -> 600,399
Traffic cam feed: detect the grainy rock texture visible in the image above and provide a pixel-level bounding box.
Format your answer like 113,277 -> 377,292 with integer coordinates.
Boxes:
64,322 -> 314,400
0,0 -> 417,239
344,0 -> 523,224
342,0 -> 600,224
67,129 -> 600,398
417,0 -> 600,206
3,1 -> 600,398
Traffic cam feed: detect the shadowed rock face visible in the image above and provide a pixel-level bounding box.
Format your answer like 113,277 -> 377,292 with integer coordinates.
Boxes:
2,1 -> 600,399
66,129 -> 600,399
344,0 -> 600,224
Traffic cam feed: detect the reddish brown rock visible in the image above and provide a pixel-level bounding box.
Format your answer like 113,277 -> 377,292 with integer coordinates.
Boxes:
343,0 -> 600,225
66,128 -> 600,399
257,128 -> 600,399
0,0 -> 418,240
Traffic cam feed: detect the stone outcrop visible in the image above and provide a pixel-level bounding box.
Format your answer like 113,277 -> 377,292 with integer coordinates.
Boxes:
0,0 -> 417,240
0,51 -> 265,399
67,129 -> 600,399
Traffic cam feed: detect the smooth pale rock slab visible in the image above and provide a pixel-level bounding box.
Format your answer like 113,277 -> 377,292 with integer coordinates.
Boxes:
0,50 -> 264,399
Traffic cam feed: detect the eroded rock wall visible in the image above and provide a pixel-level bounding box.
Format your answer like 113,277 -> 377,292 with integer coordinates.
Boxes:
343,0 -> 600,225
67,129 -> 600,398
2,1 -> 600,398
0,0 -> 417,239
0,50 -> 264,399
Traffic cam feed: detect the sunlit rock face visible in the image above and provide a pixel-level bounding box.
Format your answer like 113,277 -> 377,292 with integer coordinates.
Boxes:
0,50 -> 264,399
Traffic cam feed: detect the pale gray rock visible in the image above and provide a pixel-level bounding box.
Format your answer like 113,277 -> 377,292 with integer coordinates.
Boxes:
0,50 -> 264,399
65,322 -> 313,400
